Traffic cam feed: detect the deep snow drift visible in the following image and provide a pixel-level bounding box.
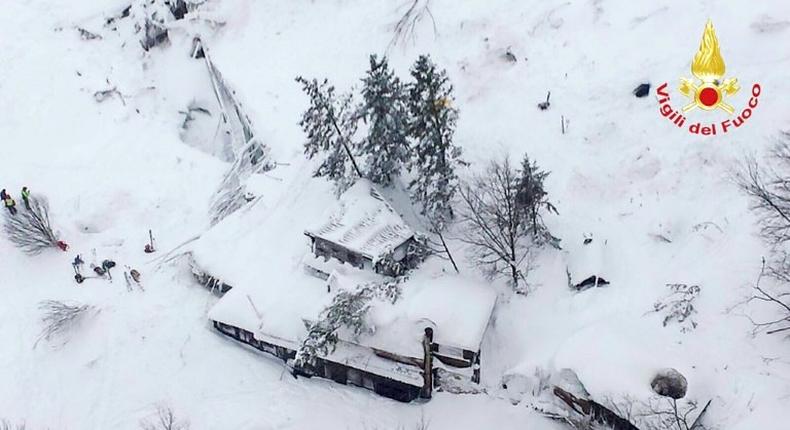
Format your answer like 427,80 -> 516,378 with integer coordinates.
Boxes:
1,0 -> 789,429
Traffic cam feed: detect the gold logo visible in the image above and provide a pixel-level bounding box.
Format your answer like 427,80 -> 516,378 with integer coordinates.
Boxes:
679,20 -> 740,114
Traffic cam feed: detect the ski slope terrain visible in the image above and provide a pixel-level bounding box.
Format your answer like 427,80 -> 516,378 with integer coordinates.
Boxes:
1,0 -> 789,429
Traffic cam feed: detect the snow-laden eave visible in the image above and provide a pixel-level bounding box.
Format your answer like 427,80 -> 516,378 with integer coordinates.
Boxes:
303,230 -> 414,262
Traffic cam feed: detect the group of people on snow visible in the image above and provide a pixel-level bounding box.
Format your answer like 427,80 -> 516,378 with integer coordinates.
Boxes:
1,187 -> 32,215
72,253 -> 118,283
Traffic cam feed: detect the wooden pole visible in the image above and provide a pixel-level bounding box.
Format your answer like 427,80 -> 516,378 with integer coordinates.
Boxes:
421,327 -> 434,399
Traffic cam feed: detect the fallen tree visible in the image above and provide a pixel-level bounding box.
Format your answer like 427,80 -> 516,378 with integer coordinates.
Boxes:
4,195 -> 65,255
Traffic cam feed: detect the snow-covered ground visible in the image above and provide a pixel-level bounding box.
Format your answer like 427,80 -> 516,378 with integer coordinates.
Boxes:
1,0 -> 789,428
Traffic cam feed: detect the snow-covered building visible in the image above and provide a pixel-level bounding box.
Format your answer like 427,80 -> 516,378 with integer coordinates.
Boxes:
303,180 -> 418,277
206,270 -> 496,401
191,179 -> 497,402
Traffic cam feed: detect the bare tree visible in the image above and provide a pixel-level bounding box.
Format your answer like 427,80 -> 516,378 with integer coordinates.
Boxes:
387,0 -> 437,52
140,406 -> 189,430
458,156 -> 534,291
735,135 -> 790,335
34,300 -> 98,349
4,195 -> 61,255
603,395 -> 706,430
736,138 -> 790,246
731,258 -> 790,335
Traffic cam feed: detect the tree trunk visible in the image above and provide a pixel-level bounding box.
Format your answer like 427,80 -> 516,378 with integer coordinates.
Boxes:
437,230 -> 459,273
329,113 -> 363,178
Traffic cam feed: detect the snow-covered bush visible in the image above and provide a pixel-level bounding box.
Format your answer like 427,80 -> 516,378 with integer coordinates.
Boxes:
34,300 -> 98,349
3,195 -> 61,255
651,283 -> 700,332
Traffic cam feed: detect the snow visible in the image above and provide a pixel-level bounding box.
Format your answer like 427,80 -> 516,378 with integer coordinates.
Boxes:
304,179 -> 415,262
564,235 -> 610,286
2,0 -> 790,429
364,273 -> 497,357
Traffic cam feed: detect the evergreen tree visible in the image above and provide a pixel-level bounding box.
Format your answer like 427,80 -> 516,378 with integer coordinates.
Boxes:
358,55 -> 410,186
407,55 -> 463,231
296,77 -> 362,191
515,153 -> 558,244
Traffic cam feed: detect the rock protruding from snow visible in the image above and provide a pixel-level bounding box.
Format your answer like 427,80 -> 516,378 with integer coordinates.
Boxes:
633,83 -> 651,97
651,368 -> 688,399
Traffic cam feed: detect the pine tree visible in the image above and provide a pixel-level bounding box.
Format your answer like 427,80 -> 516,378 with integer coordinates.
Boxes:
515,153 -> 558,244
358,55 -> 410,186
407,55 -> 463,231
296,77 -> 362,191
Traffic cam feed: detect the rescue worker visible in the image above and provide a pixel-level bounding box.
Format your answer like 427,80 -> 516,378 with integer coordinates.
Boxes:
101,259 -> 116,280
20,187 -> 30,210
72,254 -> 84,275
4,196 -> 17,215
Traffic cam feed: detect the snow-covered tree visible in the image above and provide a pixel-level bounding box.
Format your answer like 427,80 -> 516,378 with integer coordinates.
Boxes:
296,77 -> 362,193
405,55 -> 464,272
515,153 -> 558,245
358,55 -> 410,186
407,54 -> 463,230
4,195 -> 61,255
295,278 -> 402,367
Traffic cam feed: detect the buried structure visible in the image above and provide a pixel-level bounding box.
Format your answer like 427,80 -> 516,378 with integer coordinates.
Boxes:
192,179 -> 497,401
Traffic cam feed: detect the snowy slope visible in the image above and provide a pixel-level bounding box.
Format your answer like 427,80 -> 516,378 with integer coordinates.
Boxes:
1,0 -> 790,429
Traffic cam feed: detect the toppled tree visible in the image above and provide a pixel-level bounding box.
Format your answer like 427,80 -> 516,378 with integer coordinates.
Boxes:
735,135 -> 790,335
358,55 -> 410,186
407,55 -> 464,271
515,154 -> 559,247
4,195 -> 63,255
209,139 -> 268,225
459,155 -> 555,292
199,38 -> 274,224
296,77 -> 363,193
34,300 -> 99,349
295,278 -> 403,367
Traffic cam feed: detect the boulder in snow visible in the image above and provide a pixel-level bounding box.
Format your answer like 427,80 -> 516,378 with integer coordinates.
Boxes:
651,368 -> 688,399
633,83 -> 651,98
